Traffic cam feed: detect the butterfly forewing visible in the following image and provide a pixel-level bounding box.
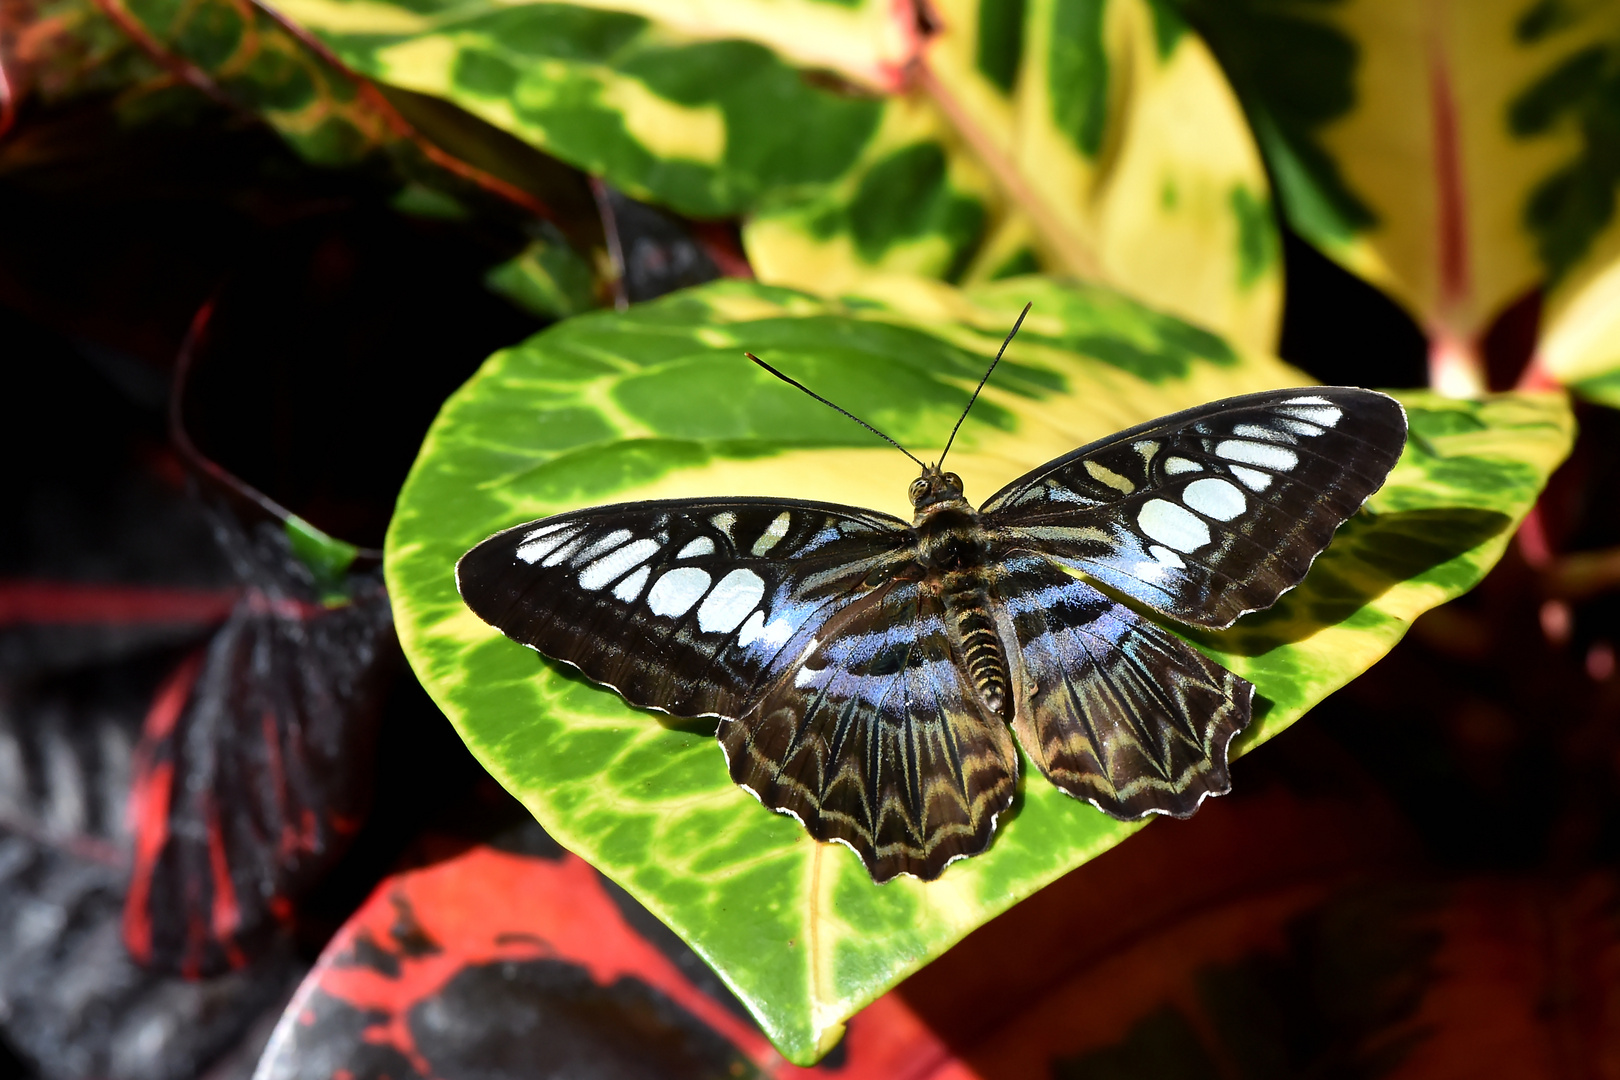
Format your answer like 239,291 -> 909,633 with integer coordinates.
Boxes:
722,578 -> 1019,883
995,552 -> 1251,817
457,499 -> 917,720
982,388 -> 1407,628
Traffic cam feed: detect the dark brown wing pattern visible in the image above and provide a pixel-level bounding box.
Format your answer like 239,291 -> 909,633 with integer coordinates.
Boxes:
982,387 -> 1407,628
457,498 -> 912,721
721,578 -> 1019,883
993,552 -> 1251,818
458,497 -> 1018,881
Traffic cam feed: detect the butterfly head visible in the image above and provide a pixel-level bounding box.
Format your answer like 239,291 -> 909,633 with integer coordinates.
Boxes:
909,464 -> 966,512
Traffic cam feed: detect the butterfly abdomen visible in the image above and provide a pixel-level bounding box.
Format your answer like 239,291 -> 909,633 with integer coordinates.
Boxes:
913,502 -> 1011,720
951,598 -> 1009,718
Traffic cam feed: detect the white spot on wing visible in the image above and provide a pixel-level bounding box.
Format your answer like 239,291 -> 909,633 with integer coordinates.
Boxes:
752,512 -> 791,556
647,567 -> 711,617
709,511 -> 737,540
1229,465 -> 1273,491
1164,456 -> 1203,475
735,610 -> 765,646
1044,485 -> 1091,504
794,665 -> 822,688
1234,423 -> 1293,443
612,565 -> 650,602
1149,544 -> 1185,568
698,569 -> 765,633
1216,439 -> 1298,471
677,536 -> 715,559
1138,499 -> 1211,553
578,537 -> 659,590
516,527 -> 580,565
1278,404 -> 1342,427
541,533 -> 589,566
521,521 -> 572,543
1182,477 -> 1246,521
575,529 -> 633,563
1284,395 -> 1334,405
736,609 -> 795,650
1276,418 -> 1326,438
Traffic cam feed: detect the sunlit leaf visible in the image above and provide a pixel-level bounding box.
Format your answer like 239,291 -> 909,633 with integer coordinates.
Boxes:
751,0 -> 1282,352
276,0 -> 1280,352
1177,0 -> 1620,396
385,277 -> 1569,1063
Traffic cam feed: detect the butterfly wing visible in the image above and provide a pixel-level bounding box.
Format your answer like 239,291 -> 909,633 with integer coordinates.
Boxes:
721,577 -> 1019,883
995,552 -> 1251,818
456,498 -> 917,721
981,388 -> 1407,628
459,498 -> 1019,882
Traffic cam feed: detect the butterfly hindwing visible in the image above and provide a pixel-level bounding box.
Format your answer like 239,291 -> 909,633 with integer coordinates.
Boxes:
996,552 -> 1252,817
982,388 -> 1407,628
721,577 -> 1019,883
456,498 -> 915,720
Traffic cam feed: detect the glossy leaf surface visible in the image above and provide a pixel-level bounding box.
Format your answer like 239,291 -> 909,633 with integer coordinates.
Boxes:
1177,0 -> 1620,396
385,278 -> 1571,1063
276,0 -> 1280,352
255,827 -> 985,1079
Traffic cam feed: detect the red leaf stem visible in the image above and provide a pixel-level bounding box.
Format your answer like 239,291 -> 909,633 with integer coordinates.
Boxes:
1424,23 -> 1485,396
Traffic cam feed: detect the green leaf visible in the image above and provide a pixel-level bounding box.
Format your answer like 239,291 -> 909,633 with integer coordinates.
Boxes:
751,0 -> 1284,352
1175,0 -> 1620,396
285,514 -> 360,587
484,230 -> 602,319
1569,368 -> 1620,410
385,278 -> 1571,1065
276,0 -> 1280,352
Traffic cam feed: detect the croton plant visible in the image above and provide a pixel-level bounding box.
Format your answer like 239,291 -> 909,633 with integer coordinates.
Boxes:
2,0 -> 1618,1076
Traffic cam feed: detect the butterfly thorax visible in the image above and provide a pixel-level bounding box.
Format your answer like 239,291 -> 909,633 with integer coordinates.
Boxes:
910,473 -> 1011,721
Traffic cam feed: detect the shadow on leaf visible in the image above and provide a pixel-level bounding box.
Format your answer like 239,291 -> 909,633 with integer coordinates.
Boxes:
1201,507 -> 1512,657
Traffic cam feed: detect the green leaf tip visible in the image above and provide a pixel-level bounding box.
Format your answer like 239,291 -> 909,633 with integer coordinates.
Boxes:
285,514 -> 360,587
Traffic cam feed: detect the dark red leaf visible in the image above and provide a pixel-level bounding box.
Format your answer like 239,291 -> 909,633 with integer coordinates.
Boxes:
256,827 -> 998,1080
0,655 -> 305,1080
123,506 -> 395,977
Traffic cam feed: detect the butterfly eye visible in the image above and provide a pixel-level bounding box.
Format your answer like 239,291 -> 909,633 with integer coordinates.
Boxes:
909,477 -> 930,504
944,473 -> 963,491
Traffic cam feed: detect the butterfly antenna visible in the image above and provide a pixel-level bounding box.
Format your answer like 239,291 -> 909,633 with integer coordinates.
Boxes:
745,352 -> 927,469
938,302 -> 1032,467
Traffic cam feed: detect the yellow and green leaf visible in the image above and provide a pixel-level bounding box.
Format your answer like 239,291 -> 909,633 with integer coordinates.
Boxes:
385,276 -> 1570,1064
754,0 -> 1283,352
273,0 -> 1281,352
1177,0 -> 1620,398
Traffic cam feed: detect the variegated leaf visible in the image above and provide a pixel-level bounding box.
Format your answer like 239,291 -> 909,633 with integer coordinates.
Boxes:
275,0 -> 1281,352
1177,0 -> 1620,398
386,277 -> 1570,1063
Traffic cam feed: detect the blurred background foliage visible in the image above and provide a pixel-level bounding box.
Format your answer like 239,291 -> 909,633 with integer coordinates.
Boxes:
3,0 -> 1620,1076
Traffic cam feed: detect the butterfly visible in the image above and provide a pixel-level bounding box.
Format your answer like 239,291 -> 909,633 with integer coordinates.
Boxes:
457,307 -> 1408,882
